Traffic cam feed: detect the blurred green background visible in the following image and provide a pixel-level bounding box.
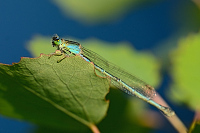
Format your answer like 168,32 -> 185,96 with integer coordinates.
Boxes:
0,0 -> 200,133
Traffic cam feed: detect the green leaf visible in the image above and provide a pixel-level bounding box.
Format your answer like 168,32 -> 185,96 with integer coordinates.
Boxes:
27,35 -> 161,132
27,35 -> 55,56
98,89 -> 151,133
51,0 -> 156,24
189,118 -> 200,133
190,123 -> 200,133
169,31 -> 200,110
82,39 -> 161,88
0,54 -> 109,132
28,36 -> 161,88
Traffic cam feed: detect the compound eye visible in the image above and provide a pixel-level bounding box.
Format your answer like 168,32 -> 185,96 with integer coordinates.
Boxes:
52,34 -> 60,41
52,37 -> 56,41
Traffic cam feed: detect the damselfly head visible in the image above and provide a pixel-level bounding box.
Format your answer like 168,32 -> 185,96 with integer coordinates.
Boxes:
52,34 -> 61,47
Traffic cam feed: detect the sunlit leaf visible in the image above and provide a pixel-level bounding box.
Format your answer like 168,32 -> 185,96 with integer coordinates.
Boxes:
0,54 -> 109,132
169,31 -> 200,110
52,0 -> 156,24
28,35 -> 161,88
27,35 -> 161,132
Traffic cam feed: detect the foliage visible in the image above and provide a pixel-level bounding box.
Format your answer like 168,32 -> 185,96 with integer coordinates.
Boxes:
25,35 -> 161,132
0,54 -> 109,132
52,0 -> 152,24
169,31 -> 200,111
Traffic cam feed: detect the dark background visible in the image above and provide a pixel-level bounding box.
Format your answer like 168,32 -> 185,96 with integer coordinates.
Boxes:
0,0 -> 199,132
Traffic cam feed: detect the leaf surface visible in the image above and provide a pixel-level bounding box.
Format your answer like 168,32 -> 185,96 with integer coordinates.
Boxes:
0,54 -> 109,131
169,31 -> 200,110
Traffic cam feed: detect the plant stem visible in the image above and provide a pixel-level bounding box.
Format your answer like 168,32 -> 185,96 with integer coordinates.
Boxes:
90,124 -> 100,133
153,94 -> 188,133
